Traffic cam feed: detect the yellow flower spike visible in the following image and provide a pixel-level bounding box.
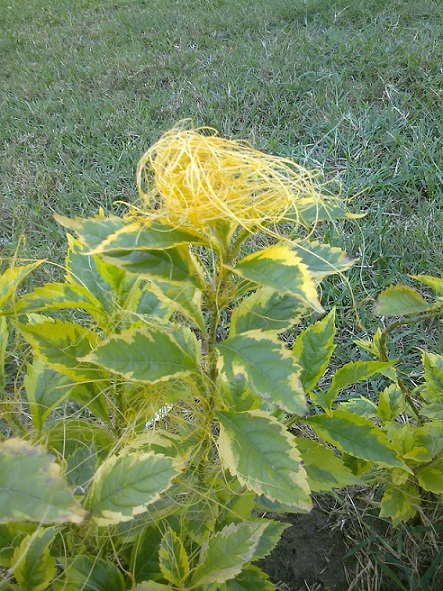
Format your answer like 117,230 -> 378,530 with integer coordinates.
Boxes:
136,123 -> 327,235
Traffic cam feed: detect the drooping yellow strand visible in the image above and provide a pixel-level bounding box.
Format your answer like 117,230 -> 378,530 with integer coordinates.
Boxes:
136,123 -> 327,233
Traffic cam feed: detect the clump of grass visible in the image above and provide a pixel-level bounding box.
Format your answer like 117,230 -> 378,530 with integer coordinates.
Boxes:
337,489 -> 443,591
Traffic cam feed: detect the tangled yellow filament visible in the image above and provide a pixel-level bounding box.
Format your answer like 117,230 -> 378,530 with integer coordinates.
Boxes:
136,125 -> 325,233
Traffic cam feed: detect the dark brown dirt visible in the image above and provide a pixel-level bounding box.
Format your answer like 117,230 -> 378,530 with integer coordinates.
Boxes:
259,507 -> 352,591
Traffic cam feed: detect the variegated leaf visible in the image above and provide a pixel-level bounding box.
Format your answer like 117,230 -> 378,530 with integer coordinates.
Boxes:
217,330 -> 306,415
82,325 -> 199,383
216,410 -> 311,510
89,450 -> 183,525
227,243 -> 323,313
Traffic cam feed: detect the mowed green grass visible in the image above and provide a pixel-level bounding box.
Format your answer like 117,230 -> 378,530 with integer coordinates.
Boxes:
1,0 -> 442,319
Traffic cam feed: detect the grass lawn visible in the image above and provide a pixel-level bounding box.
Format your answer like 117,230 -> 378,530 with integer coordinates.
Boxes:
2,0 -> 442,283
1,0 -> 442,354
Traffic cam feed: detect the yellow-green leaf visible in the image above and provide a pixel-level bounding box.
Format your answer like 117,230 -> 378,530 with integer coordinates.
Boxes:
89,450 -> 183,526
410,274 -> 443,296
227,243 -> 323,313
24,357 -> 75,430
55,213 -> 126,251
422,352 -> 443,399
159,529 -> 190,586
295,438 -> 362,492
56,214 -> 207,253
318,360 -> 395,411
12,527 -> 58,591
294,198 -> 363,227
222,565 -> 276,591
293,308 -> 335,393
12,282 -> 105,322
217,330 -> 307,415
85,221 -> 208,254
0,439 -> 87,524
417,458 -> 443,493
290,241 -> 354,278
306,409 -> 410,471
216,410 -> 311,511
151,281 -> 206,332
231,287 -> 306,335
374,284 -> 434,316
380,484 -> 420,525
14,319 -> 103,382
99,245 -> 204,288
191,522 -> 267,586
63,555 -> 125,591
0,262 -> 42,309
377,384 -> 405,421
82,326 -> 199,383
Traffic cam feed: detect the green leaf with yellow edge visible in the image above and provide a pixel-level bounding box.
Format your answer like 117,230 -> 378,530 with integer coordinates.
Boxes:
0,523 -> 33,567
86,221 -> 208,254
290,241 -> 354,278
82,325 -> 199,383
151,280 -> 206,332
318,360 -> 395,411
217,330 -> 307,415
374,284 -> 434,316
12,282 -> 106,324
227,243 -> 323,313
0,439 -> 87,524
137,286 -> 171,319
420,401 -> 443,420
231,287 -> 306,335
99,245 -> 204,288
414,422 -> 443,458
24,357 -> 75,430
56,214 -> 207,252
422,352 -> 443,399
89,450 -> 183,525
377,384 -> 405,422
380,484 -> 420,525
65,235 -> 121,317
219,374 -> 262,413
338,396 -> 378,419
293,308 -> 335,393
295,438 -> 362,492
55,213 -> 127,251
12,527 -> 58,591
191,522 -> 267,586
251,520 -> 290,561
63,555 -> 125,591
159,528 -> 190,587
216,410 -> 311,511
216,565 -> 276,591
306,409 -> 410,471
0,262 -> 42,309
417,458 -> 443,494
410,274 -> 443,296
14,319 -> 103,382
294,198 -> 364,227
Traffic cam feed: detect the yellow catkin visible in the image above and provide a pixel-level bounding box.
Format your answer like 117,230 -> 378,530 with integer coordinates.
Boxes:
136,123 -> 326,233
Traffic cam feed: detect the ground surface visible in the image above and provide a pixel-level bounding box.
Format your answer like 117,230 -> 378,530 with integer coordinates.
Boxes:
259,508 -> 351,591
